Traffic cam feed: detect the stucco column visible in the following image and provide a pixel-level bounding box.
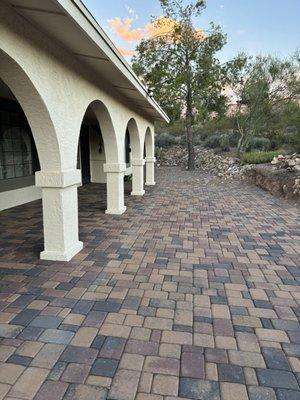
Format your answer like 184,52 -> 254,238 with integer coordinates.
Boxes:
131,158 -> 145,196
104,163 -> 126,215
35,170 -> 83,262
145,157 -> 156,186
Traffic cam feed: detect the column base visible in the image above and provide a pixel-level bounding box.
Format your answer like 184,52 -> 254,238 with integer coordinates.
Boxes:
145,182 -> 156,186
131,190 -> 145,196
105,206 -> 127,215
40,241 -> 83,262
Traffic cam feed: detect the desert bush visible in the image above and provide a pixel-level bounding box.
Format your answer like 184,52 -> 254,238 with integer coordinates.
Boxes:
219,135 -> 230,151
241,150 -> 281,164
204,134 -> 221,148
227,131 -> 239,147
155,120 -> 184,136
287,130 -> 300,153
204,133 -> 230,151
193,135 -> 203,145
246,137 -> 271,152
155,133 -> 180,148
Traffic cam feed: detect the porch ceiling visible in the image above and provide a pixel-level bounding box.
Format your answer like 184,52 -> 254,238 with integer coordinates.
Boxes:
5,0 -> 169,123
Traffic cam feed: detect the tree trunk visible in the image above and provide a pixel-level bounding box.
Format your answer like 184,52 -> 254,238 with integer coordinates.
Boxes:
186,90 -> 195,170
237,132 -> 245,153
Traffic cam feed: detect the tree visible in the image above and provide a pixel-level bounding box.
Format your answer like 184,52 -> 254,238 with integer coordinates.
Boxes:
132,0 -> 241,170
230,54 -> 300,152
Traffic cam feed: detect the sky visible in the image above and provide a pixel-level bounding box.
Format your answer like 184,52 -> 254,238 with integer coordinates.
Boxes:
82,0 -> 300,63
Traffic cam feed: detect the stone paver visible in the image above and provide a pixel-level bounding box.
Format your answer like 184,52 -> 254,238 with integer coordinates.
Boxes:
0,167 -> 299,399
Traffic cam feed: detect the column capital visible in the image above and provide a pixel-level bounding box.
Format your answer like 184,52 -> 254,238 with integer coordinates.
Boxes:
131,158 -> 145,166
35,169 -> 81,188
145,157 -> 156,163
103,163 -> 126,173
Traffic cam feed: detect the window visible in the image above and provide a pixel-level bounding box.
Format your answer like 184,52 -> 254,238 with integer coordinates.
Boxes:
0,100 -> 39,181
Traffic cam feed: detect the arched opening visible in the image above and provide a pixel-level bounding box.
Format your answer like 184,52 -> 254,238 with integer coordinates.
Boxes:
0,48 -> 65,260
0,79 -> 40,197
0,48 -> 57,212
77,100 -> 119,213
144,127 -> 155,186
0,49 -> 60,171
144,127 -> 154,159
124,118 -> 144,196
125,118 -> 142,161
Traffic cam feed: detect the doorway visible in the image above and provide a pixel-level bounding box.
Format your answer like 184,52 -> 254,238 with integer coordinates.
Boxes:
79,124 -> 91,185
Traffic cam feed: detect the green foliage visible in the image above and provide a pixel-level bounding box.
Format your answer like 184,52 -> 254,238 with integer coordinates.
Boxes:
246,137 -> 271,152
156,133 -> 181,147
132,0 -> 246,169
241,151 -> 281,165
289,131 -> 300,153
204,134 -> 229,151
193,116 -> 237,139
229,53 -> 300,152
124,174 -> 132,182
203,134 -> 220,148
155,120 -> 184,136
227,131 -> 240,147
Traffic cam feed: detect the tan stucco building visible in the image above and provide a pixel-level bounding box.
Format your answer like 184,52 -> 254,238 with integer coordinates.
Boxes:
0,0 -> 168,261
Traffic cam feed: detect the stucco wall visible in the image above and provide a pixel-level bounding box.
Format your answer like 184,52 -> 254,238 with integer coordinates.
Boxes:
0,1 -> 154,174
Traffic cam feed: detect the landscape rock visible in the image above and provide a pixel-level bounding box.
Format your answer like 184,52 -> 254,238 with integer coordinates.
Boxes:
156,145 -> 244,179
243,164 -> 299,202
271,153 -> 300,172
156,145 -> 299,202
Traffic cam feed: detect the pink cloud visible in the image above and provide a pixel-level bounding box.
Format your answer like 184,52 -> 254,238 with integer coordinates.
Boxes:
108,17 -> 143,42
109,16 -> 204,59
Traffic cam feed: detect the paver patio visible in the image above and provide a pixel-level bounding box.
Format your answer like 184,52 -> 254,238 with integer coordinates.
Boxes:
0,167 -> 299,400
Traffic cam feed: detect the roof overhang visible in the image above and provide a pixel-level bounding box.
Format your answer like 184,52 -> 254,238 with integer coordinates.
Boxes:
5,0 -> 170,123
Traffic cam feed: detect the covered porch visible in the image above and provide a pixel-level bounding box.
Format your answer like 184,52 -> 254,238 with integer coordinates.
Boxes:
0,180 -> 148,264
0,0 -> 167,262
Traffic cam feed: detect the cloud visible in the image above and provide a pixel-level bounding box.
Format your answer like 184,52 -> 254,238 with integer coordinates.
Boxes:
145,17 -> 178,38
108,17 -> 144,41
126,5 -> 139,20
117,46 -> 135,57
147,17 -> 204,40
110,16 -> 204,42
110,16 -> 204,60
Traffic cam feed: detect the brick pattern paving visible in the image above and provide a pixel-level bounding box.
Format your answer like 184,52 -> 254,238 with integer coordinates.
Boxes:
0,167 -> 299,400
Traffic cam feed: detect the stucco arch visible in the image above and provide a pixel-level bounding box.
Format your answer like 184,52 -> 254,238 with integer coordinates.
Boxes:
78,100 -> 120,164
144,127 -> 155,158
125,118 -> 143,160
0,48 -> 60,170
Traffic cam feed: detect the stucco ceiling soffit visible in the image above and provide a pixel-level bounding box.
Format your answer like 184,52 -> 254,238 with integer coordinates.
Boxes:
73,53 -> 110,62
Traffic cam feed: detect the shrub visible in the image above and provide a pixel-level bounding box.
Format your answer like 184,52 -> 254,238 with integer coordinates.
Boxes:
246,137 -> 271,152
204,133 -> 230,151
288,130 -> 300,153
219,134 -> 230,151
155,133 -> 180,148
194,116 -> 236,140
241,151 -> 281,165
124,174 -> 132,182
193,135 -> 203,145
155,120 -> 184,136
204,134 -> 220,148
227,131 -> 239,147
